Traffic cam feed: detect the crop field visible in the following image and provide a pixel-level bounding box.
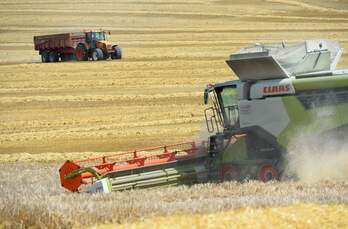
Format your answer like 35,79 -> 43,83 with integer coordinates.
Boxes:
1,162 -> 348,228
1,0 -> 348,228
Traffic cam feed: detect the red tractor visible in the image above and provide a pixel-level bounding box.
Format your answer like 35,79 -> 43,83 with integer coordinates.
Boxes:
34,31 -> 122,62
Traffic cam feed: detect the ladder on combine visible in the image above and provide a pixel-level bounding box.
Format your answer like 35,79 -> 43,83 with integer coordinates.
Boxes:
59,141 -> 203,192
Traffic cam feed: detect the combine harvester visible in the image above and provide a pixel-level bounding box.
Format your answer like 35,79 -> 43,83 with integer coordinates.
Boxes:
59,40 -> 348,193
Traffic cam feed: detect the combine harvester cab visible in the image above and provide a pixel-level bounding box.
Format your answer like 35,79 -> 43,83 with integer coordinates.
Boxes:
59,40 -> 348,193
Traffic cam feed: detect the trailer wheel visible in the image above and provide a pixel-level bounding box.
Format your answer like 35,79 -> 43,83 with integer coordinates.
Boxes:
61,54 -> 74,61
111,46 -> 122,59
257,164 -> 278,182
41,51 -> 49,63
91,48 -> 104,61
75,44 -> 88,61
48,51 -> 59,62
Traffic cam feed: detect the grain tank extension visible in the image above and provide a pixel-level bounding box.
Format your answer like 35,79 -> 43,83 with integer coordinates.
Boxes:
59,40 -> 348,193
34,31 -> 122,62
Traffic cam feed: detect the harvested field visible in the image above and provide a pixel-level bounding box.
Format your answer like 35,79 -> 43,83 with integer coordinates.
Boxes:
1,0 -> 348,228
1,0 -> 348,156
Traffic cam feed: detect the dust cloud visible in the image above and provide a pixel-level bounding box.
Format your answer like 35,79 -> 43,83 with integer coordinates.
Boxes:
285,106 -> 348,183
286,135 -> 348,183
194,121 -> 213,155
194,121 -> 213,144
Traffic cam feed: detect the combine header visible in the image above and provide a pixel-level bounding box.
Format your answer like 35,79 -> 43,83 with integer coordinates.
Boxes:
59,40 -> 348,193
59,142 -> 208,192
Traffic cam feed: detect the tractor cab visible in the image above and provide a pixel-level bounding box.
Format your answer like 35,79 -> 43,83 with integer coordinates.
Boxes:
83,31 -> 118,60
204,81 -> 240,133
85,31 -> 107,49
86,31 -> 106,42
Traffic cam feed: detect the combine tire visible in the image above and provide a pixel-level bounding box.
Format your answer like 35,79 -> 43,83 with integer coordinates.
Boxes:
111,46 -> 122,59
257,164 -> 278,182
91,48 -> 104,61
75,44 -> 88,61
48,51 -> 59,62
221,165 -> 240,181
41,51 -> 49,63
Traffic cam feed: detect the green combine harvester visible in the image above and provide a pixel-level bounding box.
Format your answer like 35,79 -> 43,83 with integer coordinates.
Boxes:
59,40 -> 348,193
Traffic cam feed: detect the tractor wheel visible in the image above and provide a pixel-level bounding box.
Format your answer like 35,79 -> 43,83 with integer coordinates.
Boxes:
48,51 -> 59,62
221,165 -> 240,182
75,44 -> 88,61
257,164 -> 279,182
103,51 -> 110,60
111,46 -> 122,59
41,51 -> 49,63
91,48 -> 104,61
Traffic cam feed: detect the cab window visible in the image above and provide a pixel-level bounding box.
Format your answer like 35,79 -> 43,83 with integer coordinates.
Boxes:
216,86 -> 239,128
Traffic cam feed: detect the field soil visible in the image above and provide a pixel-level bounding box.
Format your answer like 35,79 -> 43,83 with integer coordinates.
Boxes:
1,0 -> 348,228
1,0 -> 348,157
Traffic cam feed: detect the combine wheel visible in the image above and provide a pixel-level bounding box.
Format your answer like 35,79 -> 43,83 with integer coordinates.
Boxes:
48,51 -> 59,62
257,164 -> 278,182
75,44 -> 88,61
91,48 -> 104,61
221,165 -> 240,181
111,46 -> 122,59
41,51 -> 49,63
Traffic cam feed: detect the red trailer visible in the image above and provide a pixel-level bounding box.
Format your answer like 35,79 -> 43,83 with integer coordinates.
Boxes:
33,31 -> 122,63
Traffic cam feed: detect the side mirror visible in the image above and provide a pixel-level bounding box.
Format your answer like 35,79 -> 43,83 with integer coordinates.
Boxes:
204,89 -> 209,105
